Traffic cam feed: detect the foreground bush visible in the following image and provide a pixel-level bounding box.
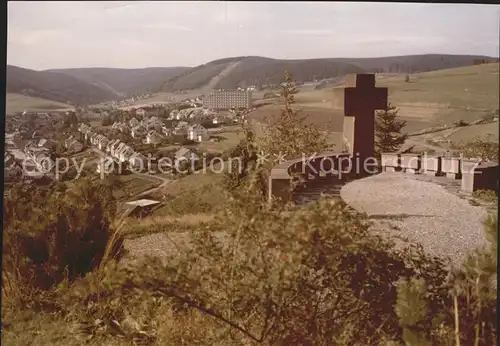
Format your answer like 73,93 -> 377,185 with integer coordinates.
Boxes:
2,186 -> 497,345
460,136 -> 498,162
13,195 -> 448,345
472,189 -> 497,203
2,178 -> 124,303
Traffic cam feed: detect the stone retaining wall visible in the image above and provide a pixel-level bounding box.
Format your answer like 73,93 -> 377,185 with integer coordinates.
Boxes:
381,153 -> 399,172
268,152 -> 351,202
461,160 -> 498,193
380,153 -> 498,194
442,157 -> 461,179
400,154 -> 421,174
422,156 -> 441,176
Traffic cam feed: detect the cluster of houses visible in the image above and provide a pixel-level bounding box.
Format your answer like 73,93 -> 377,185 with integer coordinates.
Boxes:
168,107 -> 241,126
111,116 -> 167,145
109,115 -> 211,144
23,140 -> 54,174
170,106 -> 248,125
4,134 -> 64,180
103,104 -> 246,145
5,133 -> 19,149
79,123 -> 148,174
169,107 -> 210,121
169,121 -> 209,142
78,122 -> 203,175
107,94 -> 154,109
177,97 -> 203,108
64,136 -> 84,153
4,151 -> 22,180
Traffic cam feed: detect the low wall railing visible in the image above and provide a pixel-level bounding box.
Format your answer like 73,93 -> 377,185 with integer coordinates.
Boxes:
268,152 -> 351,202
380,153 -> 498,194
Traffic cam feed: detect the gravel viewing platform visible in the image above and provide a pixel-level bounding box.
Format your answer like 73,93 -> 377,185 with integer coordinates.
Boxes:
125,172 -> 494,267
340,172 -> 492,266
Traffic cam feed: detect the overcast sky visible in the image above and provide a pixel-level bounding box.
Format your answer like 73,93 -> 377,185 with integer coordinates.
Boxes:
7,1 -> 500,70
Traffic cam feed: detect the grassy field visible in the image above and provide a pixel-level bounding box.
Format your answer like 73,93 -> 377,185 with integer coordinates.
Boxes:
192,128 -> 245,153
379,64 -> 498,110
376,63 -> 499,133
113,175 -> 159,200
250,102 -> 344,132
250,63 -> 499,137
63,172 -> 157,203
163,171 -> 224,195
122,213 -> 216,239
6,93 -> 74,115
412,121 -> 499,147
151,170 -> 226,217
447,122 -> 498,143
153,126 -> 244,155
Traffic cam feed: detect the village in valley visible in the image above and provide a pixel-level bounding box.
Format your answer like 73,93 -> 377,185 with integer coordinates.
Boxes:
3,2 -> 499,345
4,88 -> 259,214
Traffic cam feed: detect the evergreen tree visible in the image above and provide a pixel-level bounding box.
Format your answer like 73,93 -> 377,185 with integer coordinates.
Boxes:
395,278 -> 431,346
224,71 -> 329,200
262,71 -> 328,160
375,103 -> 408,154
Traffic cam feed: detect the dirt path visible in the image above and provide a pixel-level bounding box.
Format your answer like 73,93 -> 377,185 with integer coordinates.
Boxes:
404,137 -> 446,152
440,118 -> 489,140
131,172 -> 170,199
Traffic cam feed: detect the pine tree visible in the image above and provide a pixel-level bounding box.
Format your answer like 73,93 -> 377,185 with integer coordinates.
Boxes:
458,213 -> 498,346
224,71 -> 329,200
375,103 -> 408,155
262,71 -> 328,160
394,278 -> 431,346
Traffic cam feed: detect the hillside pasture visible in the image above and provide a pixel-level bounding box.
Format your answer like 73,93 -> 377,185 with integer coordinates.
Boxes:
446,122 -> 498,143
251,63 -> 499,137
151,170 -> 226,217
6,93 -> 73,115
250,103 -> 344,132
377,63 -> 499,133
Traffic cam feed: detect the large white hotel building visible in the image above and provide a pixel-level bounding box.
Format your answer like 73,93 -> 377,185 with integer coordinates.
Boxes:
203,90 -> 253,110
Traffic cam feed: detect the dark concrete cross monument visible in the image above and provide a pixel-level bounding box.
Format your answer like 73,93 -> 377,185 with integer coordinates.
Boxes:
344,74 -> 388,162
267,73 -> 389,202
